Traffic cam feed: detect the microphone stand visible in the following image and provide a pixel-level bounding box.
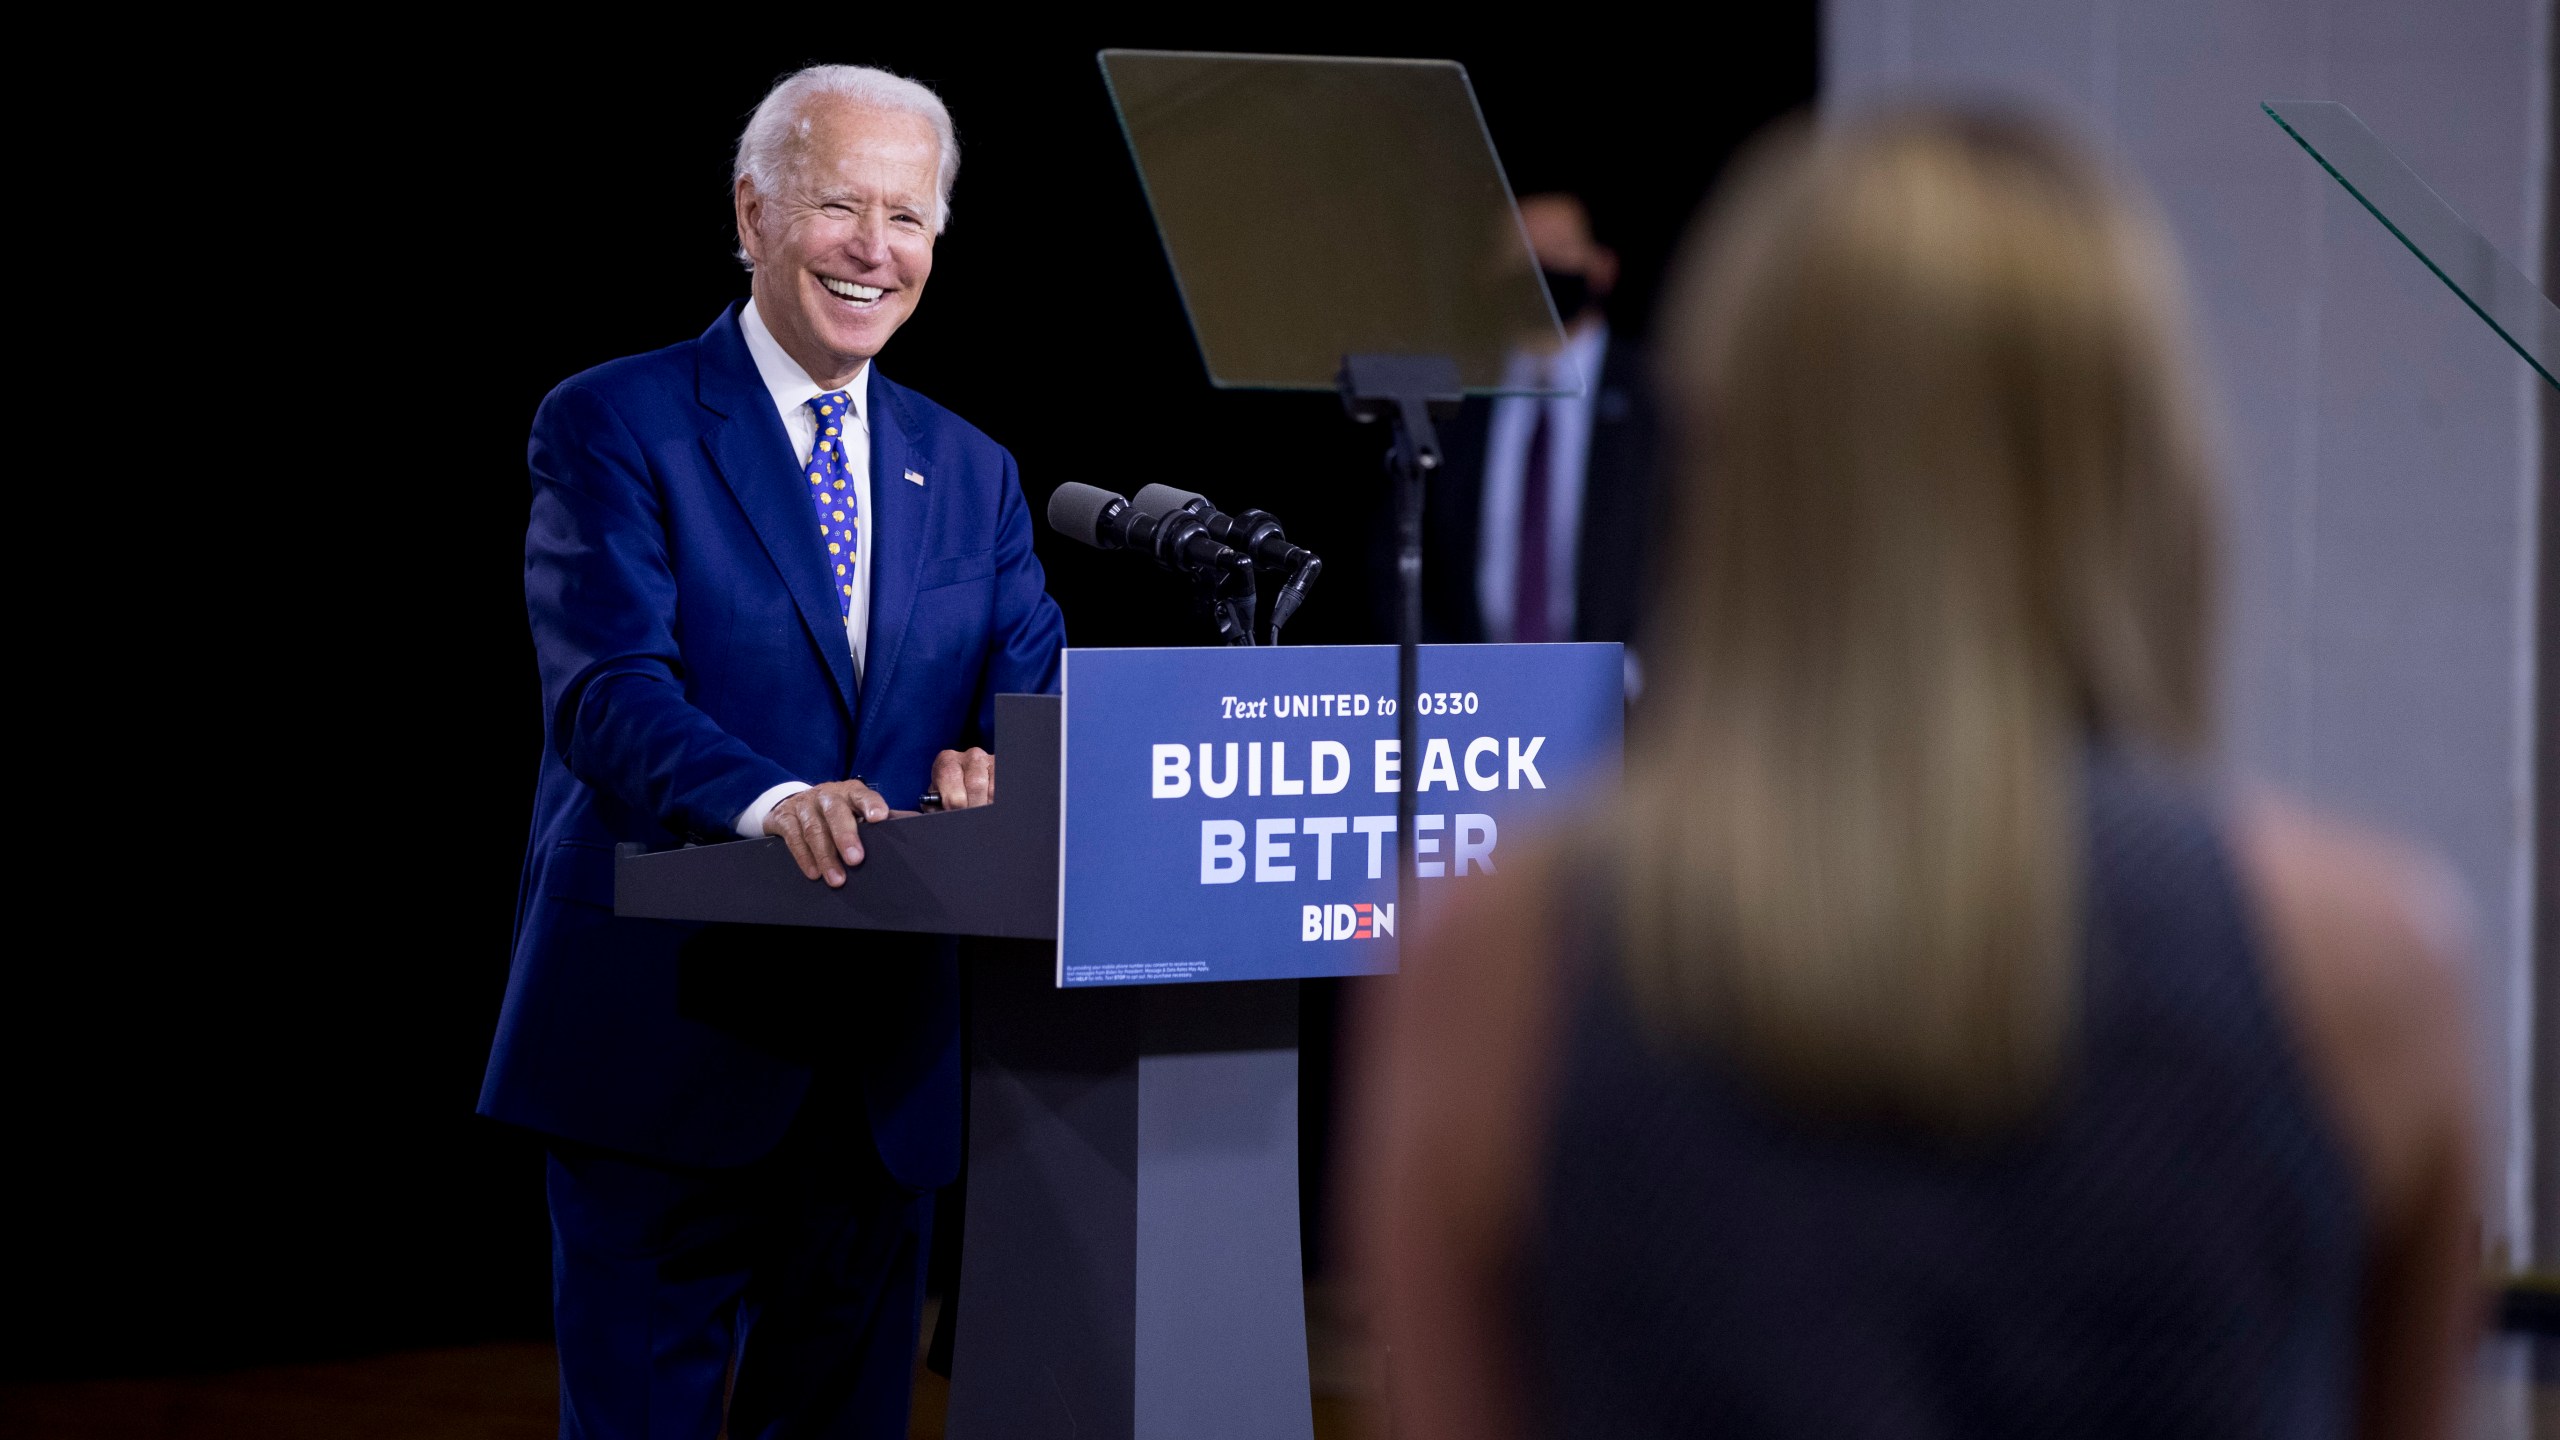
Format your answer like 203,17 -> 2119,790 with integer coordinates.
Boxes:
1262,552 -> 1321,646
1339,354 -> 1462,928
1197,556 -> 1259,647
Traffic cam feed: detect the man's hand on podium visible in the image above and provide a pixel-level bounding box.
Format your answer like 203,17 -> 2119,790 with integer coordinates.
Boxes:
762,752 -> 994,886
765,780 -> 891,887
930,747 -> 996,813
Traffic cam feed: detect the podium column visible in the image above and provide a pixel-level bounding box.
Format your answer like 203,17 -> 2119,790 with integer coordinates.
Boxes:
948,946 -> 1313,1440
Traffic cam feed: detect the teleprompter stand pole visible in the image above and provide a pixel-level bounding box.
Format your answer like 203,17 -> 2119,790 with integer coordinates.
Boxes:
1340,354 -> 1463,920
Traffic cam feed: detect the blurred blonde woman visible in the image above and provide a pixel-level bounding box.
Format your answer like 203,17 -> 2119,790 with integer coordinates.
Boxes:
1356,108 -> 2479,1440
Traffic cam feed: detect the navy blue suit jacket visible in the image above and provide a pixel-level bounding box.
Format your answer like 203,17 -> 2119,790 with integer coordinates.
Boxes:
481,304 -> 1065,1177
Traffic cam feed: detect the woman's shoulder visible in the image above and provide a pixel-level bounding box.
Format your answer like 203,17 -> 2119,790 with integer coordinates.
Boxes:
1396,830 -> 1578,1082
1362,829 -> 1583,1219
2229,787 -> 2476,1234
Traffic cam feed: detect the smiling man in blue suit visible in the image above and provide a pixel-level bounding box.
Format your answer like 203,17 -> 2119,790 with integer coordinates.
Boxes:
481,64 -> 1065,1440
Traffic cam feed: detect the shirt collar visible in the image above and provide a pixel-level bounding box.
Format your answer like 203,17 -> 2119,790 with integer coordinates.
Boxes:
740,297 -> 871,429
1497,316 -> 1612,397
1558,317 -> 1609,392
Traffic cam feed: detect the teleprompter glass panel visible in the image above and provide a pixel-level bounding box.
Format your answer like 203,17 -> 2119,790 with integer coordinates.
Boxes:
2265,101 -> 2559,389
1099,50 -> 1571,394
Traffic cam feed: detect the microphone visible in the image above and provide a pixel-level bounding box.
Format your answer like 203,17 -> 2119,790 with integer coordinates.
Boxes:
1046,482 -> 1246,580
1130,485 -> 1324,643
1130,485 -> 1319,575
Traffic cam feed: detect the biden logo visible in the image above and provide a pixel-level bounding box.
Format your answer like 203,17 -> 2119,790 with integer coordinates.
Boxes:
1302,902 -> 1395,942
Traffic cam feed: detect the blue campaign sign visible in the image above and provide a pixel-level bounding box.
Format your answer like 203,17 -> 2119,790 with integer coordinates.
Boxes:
1056,643 -> 1622,986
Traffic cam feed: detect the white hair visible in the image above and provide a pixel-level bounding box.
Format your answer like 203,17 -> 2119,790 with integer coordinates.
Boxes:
733,64 -> 960,263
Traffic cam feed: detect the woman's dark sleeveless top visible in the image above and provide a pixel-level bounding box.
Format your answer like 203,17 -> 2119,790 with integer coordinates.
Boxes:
1525,753 -> 2362,1438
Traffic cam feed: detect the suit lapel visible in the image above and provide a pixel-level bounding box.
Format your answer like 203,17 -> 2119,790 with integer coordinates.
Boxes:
696,306 -> 860,722
857,369 -> 929,742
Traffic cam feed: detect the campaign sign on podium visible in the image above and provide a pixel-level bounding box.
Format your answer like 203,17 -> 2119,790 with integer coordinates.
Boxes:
1056,643 -> 1622,986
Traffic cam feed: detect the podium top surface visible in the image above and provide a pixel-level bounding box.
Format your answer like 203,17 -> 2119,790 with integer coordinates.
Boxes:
1099,50 -> 1571,395
614,694 -> 1060,940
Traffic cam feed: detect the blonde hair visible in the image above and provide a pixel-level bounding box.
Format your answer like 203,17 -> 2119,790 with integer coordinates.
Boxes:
1620,108 -> 2219,1128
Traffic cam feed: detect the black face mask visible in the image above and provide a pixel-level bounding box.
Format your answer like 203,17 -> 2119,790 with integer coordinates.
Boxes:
1541,266 -> 1591,319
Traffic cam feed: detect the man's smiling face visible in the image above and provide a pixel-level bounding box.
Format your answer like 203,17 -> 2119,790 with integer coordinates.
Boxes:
736,97 -> 941,387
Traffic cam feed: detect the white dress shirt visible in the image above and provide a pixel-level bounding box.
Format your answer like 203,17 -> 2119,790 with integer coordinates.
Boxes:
1476,319 -> 1609,643
732,299 -> 876,837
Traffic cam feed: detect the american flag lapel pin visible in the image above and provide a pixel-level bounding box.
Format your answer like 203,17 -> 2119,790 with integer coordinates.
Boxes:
904,468 -> 925,486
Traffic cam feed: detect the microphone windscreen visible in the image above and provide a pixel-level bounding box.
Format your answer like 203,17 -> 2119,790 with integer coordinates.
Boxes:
1046,482 -> 1122,546
1132,483 -> 1209,518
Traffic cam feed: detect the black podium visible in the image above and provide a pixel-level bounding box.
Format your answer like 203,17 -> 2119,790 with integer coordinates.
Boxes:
615,693 -> 1313,1440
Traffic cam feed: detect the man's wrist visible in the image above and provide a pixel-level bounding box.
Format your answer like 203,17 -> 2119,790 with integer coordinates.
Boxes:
735,780 -> 814,838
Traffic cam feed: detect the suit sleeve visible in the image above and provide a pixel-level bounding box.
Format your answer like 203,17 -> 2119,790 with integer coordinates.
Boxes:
525,381 -> 799,839
971,448 -> 1068,741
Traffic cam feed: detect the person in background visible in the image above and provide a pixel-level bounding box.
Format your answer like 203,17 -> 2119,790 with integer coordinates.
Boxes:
1325,191 -> 1663,1314
1355,109 -> 2480,1440
1398,193 -> 1661,672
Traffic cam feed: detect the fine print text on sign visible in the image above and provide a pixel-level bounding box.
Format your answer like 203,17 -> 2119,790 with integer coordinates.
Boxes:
1057,644 -> 1623,987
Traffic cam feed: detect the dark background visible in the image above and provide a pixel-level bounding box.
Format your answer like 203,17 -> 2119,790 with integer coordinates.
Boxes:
8,18 -> 1813,1380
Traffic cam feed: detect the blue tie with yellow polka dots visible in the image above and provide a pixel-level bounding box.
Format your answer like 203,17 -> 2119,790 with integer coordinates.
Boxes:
805,391 -> 859,621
